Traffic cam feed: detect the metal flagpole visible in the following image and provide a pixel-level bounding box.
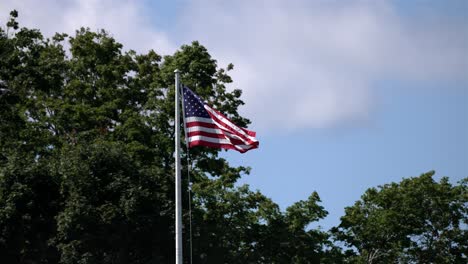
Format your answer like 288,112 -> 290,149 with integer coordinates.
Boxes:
174,69 -> 183,264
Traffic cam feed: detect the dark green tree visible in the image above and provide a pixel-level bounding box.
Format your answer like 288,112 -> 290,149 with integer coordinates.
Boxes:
332,171 -> 467,264
0,11 -> 329,263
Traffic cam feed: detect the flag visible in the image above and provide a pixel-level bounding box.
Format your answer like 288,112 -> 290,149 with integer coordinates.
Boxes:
182,86 -> 259,153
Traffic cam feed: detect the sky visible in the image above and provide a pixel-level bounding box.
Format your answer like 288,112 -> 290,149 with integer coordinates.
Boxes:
1,0 -> 467,230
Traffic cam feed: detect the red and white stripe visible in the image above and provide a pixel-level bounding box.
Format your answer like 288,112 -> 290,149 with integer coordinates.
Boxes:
185,104 -> 259,153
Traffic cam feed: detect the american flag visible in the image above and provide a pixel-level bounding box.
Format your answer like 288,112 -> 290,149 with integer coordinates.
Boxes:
182,86 -> 259,153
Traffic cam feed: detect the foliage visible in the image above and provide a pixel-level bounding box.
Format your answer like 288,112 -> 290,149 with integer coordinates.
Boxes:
332,171 -> 467,264
1,10 -> 466,264
0,10 -> 329,263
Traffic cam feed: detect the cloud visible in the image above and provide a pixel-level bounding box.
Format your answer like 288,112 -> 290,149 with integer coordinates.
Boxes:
179,0 -> 468,130
1,0 -> 466,131
0,0 -> 175,55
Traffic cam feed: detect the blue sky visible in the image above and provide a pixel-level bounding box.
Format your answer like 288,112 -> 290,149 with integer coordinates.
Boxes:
227,79 -> 467,229
2,0 -> 467,230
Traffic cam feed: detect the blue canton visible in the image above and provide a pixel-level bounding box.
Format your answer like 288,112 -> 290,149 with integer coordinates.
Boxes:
183,86 -> 210,118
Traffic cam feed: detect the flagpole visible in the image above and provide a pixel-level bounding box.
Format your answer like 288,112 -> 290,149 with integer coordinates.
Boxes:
174,69 -> 183,264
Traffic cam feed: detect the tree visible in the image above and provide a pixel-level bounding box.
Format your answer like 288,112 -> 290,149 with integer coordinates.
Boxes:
332,171 -> 467,263
0,11 -> 329,263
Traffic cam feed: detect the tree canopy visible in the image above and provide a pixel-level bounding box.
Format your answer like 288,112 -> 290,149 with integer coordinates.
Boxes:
0,10 -> 466,264
332,171 -> 467,263
0,11 -> 330,263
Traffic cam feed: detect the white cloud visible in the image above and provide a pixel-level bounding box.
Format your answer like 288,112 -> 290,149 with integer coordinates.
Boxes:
1,0 -> 466,131
1,0 -> 175,55
179,0 -> 468,130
